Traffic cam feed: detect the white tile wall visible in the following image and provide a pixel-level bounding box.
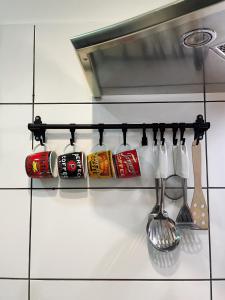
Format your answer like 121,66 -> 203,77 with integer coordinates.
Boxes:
207,102 -> 225,187
213,281 -> 225,300
0,280 -> 28,300
0,0 -> 176,24
0,25 -> 33,103
0,105 -> 32,188
209,189 -> 225,278
205,50 -> 225,101
0,21 -> 222,300
30,280 -> 210,300
30,189 -> 209,279
0,190 -> 30,277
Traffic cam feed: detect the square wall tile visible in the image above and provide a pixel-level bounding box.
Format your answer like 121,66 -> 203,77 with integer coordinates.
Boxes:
33,102 -> 206,188
0,190 -> 30,277
35,24 -> 102,103
205,49 -> 225,101
31,189 -> 209,279
0,105 -> 32,188
0,25 -> 33,103
213,281 -> 225,300
209,189 -> 225,278
30,280 -> 210,300
207,102 -> 225,187
0,280 -> 28,300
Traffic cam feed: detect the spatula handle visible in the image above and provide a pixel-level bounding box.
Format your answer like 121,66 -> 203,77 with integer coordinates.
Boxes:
192,140 -> 202,189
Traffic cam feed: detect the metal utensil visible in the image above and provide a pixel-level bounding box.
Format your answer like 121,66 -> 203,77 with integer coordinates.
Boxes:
148,178 -> 180,251
176,178 -> 195,227
165,174 -> 183,200
146,144 -> 167,232
175,144 -> 198,229
165,145 -> 183,200
190,140 -> 208,229
146,178 -> 168,232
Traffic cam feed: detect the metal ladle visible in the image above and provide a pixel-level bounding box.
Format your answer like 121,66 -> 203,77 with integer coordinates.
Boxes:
148,179 -> 180,252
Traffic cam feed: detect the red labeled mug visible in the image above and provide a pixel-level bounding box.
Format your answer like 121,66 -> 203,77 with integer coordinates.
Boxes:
113,146 -> 141,178
25,145 -> 56,178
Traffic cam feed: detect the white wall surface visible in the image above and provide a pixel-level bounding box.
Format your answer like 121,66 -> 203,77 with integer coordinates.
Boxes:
0,1 -> 224,299
0,0 -> 177,24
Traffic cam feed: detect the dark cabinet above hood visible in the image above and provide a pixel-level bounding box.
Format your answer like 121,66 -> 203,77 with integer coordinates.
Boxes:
71,0 -> 225,98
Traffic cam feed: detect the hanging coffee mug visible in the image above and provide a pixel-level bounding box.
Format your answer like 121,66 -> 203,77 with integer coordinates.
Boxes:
87,144 -> 115,179
113,144 -> 141,178
58,144 -> 85,179
25,144 -> 57,178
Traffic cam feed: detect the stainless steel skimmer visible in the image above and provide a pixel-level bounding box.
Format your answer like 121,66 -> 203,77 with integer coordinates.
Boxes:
148,178 -> 180,252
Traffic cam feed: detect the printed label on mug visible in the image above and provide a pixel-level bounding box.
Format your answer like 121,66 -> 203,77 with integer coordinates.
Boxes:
113,149 -> 141,178
58,152 -> 85,179
25,151 -> 54,178
87,150 -> 114,178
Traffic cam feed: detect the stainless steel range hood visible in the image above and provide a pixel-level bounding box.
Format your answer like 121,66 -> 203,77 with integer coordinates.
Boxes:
71,0 -> 225,98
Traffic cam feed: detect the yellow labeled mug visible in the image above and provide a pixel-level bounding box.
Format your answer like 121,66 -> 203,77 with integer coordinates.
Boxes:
87,147 -> 115,179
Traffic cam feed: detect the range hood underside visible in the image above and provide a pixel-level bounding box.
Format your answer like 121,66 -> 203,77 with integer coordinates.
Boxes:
71,0 -> 225,98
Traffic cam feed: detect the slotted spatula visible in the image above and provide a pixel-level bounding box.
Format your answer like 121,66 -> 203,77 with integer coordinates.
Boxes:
190,140 -> 208,230
176,144 -> 195,228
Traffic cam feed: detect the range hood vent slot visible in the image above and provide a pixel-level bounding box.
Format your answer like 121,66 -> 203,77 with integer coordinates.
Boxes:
212,43 -> 225,59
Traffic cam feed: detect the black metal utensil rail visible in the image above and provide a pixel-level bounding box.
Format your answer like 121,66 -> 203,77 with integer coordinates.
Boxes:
28,115 -> 210,146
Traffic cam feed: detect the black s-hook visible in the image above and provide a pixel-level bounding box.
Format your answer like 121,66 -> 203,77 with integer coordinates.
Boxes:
159,123 -> 165,146
141,123 -> 148,146
122,123 -> 128,146
69,125 -> 75,146
98,124 -> 104,146
172,124 -> 178,146
180,123 -> 186,145
152,123 -> 158,146
33,116 -> 46,146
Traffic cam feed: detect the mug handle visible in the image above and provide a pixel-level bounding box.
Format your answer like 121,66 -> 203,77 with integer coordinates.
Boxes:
63,143 -> 76,154
114,143 -> 131,154
33,143 -> 49,153
92,143 -> 108,152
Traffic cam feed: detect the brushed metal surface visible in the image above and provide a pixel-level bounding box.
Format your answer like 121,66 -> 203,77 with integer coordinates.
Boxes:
71,0 -> 225,98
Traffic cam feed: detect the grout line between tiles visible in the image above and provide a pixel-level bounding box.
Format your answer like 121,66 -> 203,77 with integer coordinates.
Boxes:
2,186 -> 222,190
0,100 -> 224,106
0,277 -> 225,281
0,103 -> 32,105
29,278 -> 210,282
0,278 -> 29,280
28,24 -> 36,300
31,100 -> 205,105
0,277 -> 213,281
25,186 -> 207,190
203,62 -> 213,300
